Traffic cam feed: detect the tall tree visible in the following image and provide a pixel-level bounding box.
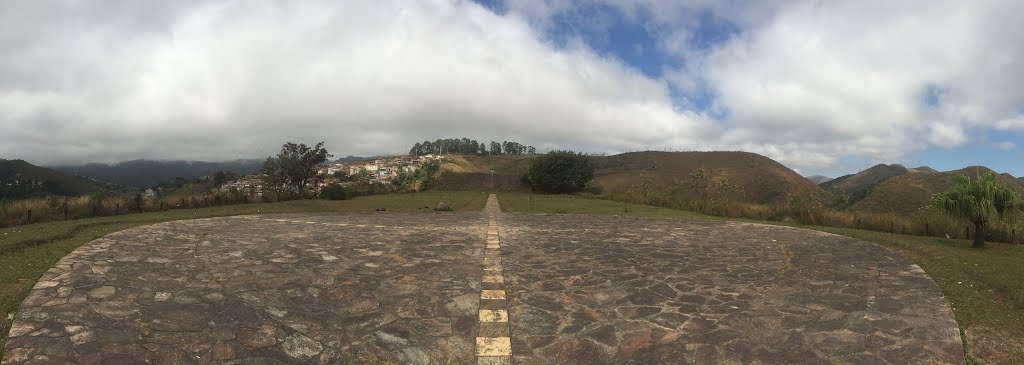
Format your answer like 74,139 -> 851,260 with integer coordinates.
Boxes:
490,141 -> 502,155
932,171 -> 1019,248
261,141 -> 332,199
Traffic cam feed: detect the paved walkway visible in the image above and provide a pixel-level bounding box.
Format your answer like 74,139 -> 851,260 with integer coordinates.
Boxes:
3,195 -> 963,364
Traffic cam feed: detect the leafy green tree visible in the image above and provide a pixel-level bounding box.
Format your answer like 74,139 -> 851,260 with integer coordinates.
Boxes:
261,141 -> 332,199
932,172 -> 1020,248
524,151 -> 595,193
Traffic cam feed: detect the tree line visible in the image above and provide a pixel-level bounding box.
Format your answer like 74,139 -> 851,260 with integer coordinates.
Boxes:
409,138 -> 536,156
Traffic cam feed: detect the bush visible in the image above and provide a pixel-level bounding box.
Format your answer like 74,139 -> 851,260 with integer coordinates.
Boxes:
321,184 -> 351,200
524,150 -> 595,194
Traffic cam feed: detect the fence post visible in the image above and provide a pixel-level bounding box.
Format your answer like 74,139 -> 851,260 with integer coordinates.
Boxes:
160,201 -> 164,210
965,226 -> 970,240
27,209 -> 32,223
116,203 -> 120,214
204,197 -> 208,206
64,204 -> 69,220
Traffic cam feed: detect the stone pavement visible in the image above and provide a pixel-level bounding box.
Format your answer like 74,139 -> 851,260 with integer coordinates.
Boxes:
3,197 -> 963,364
498,214 -> 963,364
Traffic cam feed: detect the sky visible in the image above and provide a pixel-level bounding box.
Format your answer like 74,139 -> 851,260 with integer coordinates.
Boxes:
1,0 -> 1023,177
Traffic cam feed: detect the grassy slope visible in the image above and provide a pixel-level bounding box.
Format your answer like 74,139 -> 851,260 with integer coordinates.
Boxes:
499,192 -> 1022,364
444,151 -> 822,204
593,151 -> 822,204
820,164 -> 908,201
0,192 -> 487,355
851,166 -> 1024,214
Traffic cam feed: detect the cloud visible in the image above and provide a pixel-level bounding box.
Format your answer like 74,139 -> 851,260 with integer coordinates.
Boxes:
0,0 -> 712,165
1,0 -> 1023,176
693,0 -> 1024,165
993,141 -> 1016,151
994,115 -> 1024,131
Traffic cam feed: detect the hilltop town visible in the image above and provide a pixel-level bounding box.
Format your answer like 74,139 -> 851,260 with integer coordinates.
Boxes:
216,154 -> 443,196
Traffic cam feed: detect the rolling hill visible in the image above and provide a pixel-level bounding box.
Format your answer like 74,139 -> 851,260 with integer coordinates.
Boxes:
592,151 -> 821,203
437,151 -> 821,204
806,175 -> 833,184
1,159 -> 108,198
53,159 -> 263,189
849,166 -> 1024,214
821,164 -> 909,194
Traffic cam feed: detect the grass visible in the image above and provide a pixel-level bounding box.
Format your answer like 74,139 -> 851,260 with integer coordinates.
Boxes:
497,193 -> 703,218
0,191 -> 486,356
498,192 -> 1023,364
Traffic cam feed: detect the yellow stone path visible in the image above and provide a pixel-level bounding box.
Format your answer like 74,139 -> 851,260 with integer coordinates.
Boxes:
476,194 -> 512,364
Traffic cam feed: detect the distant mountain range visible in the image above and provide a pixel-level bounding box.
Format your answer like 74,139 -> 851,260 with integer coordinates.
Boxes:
817,164 -> 1023,213
805,175 -> 833,184
1,159 -> 114,198
333,155 -> 375,163
52,159 -> 263,189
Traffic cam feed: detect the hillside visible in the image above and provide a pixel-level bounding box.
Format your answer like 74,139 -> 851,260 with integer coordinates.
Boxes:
0,159 -> 107,198
849,166 -> 1024,214
53,159 -> 262,188
592,151 -> 821,204
438,151 -> 821,204
806,175 -> 832,184
821,164 -> 909,194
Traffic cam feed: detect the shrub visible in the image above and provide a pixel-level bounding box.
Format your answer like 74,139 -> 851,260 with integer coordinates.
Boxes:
321,184 -> 351,200
524,150 -> 595,194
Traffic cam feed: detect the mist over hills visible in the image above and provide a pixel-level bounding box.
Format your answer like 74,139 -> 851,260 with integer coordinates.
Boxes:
52,159 -> 263,189
0,159 -> 111,198
805,175 -> 833,184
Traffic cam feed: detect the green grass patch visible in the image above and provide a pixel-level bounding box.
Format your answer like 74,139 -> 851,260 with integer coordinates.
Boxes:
0,192 -> 486,355
500,192 -> 1023,364
497,192 -> 703,218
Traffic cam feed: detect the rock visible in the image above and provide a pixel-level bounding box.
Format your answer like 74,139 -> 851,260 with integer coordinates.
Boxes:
87,286 -> 117,300
239,325 -> 278,348
210,342 -> 241,360
435,202 -> 452,211
282,333 -> 322,360
399,347 -> 431,365
445,294 -> 478,316
374,331 -> 409,349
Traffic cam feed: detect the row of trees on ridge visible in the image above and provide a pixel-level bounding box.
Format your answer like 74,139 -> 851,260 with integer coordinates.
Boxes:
409,138 -> 536,156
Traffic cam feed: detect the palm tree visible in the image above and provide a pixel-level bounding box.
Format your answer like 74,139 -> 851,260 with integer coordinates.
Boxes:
932,172 -> 1019,248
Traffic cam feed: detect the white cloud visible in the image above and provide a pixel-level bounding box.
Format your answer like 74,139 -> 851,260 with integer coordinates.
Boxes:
993,141 -> 1016,151
926,123 -> 968,148
1,0 -> 1023,176
0,0 -> 712,165
994,115 -> 1024,131
690,0 -> 1024,167
462,1 -> 1024,171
